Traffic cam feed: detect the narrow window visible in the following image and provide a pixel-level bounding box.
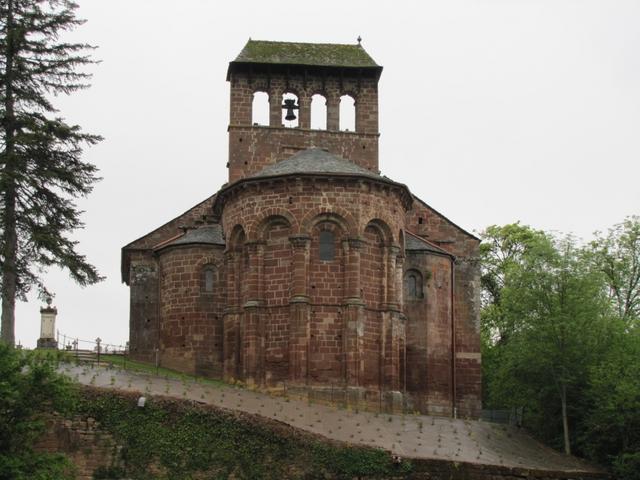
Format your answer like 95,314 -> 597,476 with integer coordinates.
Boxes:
408,275 -> 417,298
252,92 -> 269,126
281,92 -> 299,128
319,230 -> 335,261
404,270 -> 424,299
203,265 -> 216,293
310,94 -> 327,130
339,94 -> 355,132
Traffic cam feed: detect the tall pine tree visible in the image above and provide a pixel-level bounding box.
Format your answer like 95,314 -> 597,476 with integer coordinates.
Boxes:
0,0 -> 102,345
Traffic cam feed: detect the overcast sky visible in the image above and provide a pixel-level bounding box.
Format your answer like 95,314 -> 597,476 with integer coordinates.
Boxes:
15,0 -> 640,348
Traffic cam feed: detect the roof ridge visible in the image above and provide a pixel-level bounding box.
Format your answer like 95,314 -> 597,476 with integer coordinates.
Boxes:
245,39 -> 362,48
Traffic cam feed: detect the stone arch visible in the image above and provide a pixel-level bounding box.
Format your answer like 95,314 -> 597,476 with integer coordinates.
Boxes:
247,208 -> 298,241
227,224 -> 247,252
195,255 -> 223,269
361,222 -> 386,308
300,208 -> 357,238
363,218 -> 395,246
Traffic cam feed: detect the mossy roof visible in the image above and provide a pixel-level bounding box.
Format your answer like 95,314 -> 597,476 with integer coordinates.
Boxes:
232,40 -> 380,68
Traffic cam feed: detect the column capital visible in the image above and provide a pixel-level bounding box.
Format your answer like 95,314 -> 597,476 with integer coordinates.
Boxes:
388,245 -> 401,255
343,237 -> 365,250
289,235 -> 311,248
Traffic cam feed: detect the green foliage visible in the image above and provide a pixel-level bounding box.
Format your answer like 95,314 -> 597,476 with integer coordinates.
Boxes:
581,325 -> 640,473
76,388 -> 409,479
0,344 -> 76,479
589,215 -> 640,325
612,452 -> 640,480
0,0 -> 103,345
480,219 -> 640,470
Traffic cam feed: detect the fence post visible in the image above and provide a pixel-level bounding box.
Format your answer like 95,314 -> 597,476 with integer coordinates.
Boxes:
95,337 -> 102,364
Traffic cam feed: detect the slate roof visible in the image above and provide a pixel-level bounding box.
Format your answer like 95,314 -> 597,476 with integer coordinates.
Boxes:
159,225 -> 225,250
232,40 -> 379,68
405,232 -> 453,257
253,148 -> 383,179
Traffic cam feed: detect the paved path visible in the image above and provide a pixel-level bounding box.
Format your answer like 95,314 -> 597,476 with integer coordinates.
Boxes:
60,363 -> 598,473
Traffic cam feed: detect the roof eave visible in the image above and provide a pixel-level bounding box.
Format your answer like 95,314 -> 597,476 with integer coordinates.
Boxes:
214,171 -> 413,215
226,61 -> 383,81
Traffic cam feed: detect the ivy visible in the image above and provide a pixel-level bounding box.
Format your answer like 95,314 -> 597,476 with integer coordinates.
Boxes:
74,388 -> 411,479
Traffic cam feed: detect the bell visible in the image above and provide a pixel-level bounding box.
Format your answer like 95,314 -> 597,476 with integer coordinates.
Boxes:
283,98 -> 299,121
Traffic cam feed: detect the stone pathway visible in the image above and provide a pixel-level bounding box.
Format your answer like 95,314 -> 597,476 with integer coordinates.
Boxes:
60,363 -> 599,473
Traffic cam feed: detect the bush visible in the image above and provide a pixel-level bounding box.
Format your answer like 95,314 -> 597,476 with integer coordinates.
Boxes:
0,344 -> 76,480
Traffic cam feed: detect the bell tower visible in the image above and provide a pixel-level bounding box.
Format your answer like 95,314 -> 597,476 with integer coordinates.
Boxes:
226,40 -> 383,183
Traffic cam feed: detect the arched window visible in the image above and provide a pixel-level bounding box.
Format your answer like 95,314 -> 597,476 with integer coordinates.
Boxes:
319,230 -> 335,261
310,94 -> 327,130
281,92 -> 299,128
339,94 -> 355,132
202,265 -> 216,293
252,91 -> 269,126
404,270 -> 424,299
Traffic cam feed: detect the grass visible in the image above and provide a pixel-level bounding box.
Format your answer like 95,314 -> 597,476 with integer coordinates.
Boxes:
66,353 -> 227,389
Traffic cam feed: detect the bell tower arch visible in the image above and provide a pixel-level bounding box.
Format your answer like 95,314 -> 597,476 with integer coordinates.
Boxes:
226,40 -> 383,183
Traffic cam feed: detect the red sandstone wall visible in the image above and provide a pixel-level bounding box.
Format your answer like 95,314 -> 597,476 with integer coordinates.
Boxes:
406,196 -> 482,417
128,251 -> 160,362
228,126 -> 379,182
220,176 -> 407,390
404,252 -> 454,416
228,73 -> 379,182
158,245 -> 225,376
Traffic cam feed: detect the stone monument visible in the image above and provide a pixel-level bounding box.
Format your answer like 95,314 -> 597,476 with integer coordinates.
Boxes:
37,298 -> 58,349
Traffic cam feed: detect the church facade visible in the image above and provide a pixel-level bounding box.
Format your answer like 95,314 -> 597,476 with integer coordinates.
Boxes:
121,40 -> 481,417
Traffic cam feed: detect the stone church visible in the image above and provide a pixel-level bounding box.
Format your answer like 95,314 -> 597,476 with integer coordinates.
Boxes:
121,40 -> 481,417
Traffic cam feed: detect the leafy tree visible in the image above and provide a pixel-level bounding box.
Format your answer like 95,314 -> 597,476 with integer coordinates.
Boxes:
481,227 -> 612,455
0,0 -> 103,345
479,223 -> 551,343
581,322 -> 640,478
589,216 -> 640,326
0,344 -> 76,479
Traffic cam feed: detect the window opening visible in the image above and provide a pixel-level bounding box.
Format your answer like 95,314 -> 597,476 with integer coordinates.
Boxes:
310,94 -> 327,130
252,92 -> 269,126
319,230 -> 335,261
405,270 -> 424,299
203,266 -> 216,293
281,92 -> 299,128
339,95 -> 355,131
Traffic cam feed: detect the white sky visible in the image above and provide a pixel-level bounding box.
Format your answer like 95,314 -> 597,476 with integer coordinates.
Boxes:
15,0 -> 640,348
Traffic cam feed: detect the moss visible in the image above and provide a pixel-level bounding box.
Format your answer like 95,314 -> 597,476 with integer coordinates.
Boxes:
74,387 -> 411,479
234,40 -> 379,68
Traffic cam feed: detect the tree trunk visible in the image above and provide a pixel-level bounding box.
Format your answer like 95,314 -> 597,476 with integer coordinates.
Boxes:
0,190 -> 17,346
1,0 -> 17,346
560,383 -> 571,455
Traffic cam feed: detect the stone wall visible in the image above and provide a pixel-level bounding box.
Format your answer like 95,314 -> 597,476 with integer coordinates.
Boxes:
34,414 -> 121,480
406,196 -> 482,418
219,174 -> 408,393
404,251 -> 454,416
228,72 -> 379,182
157,244 -> 225,376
